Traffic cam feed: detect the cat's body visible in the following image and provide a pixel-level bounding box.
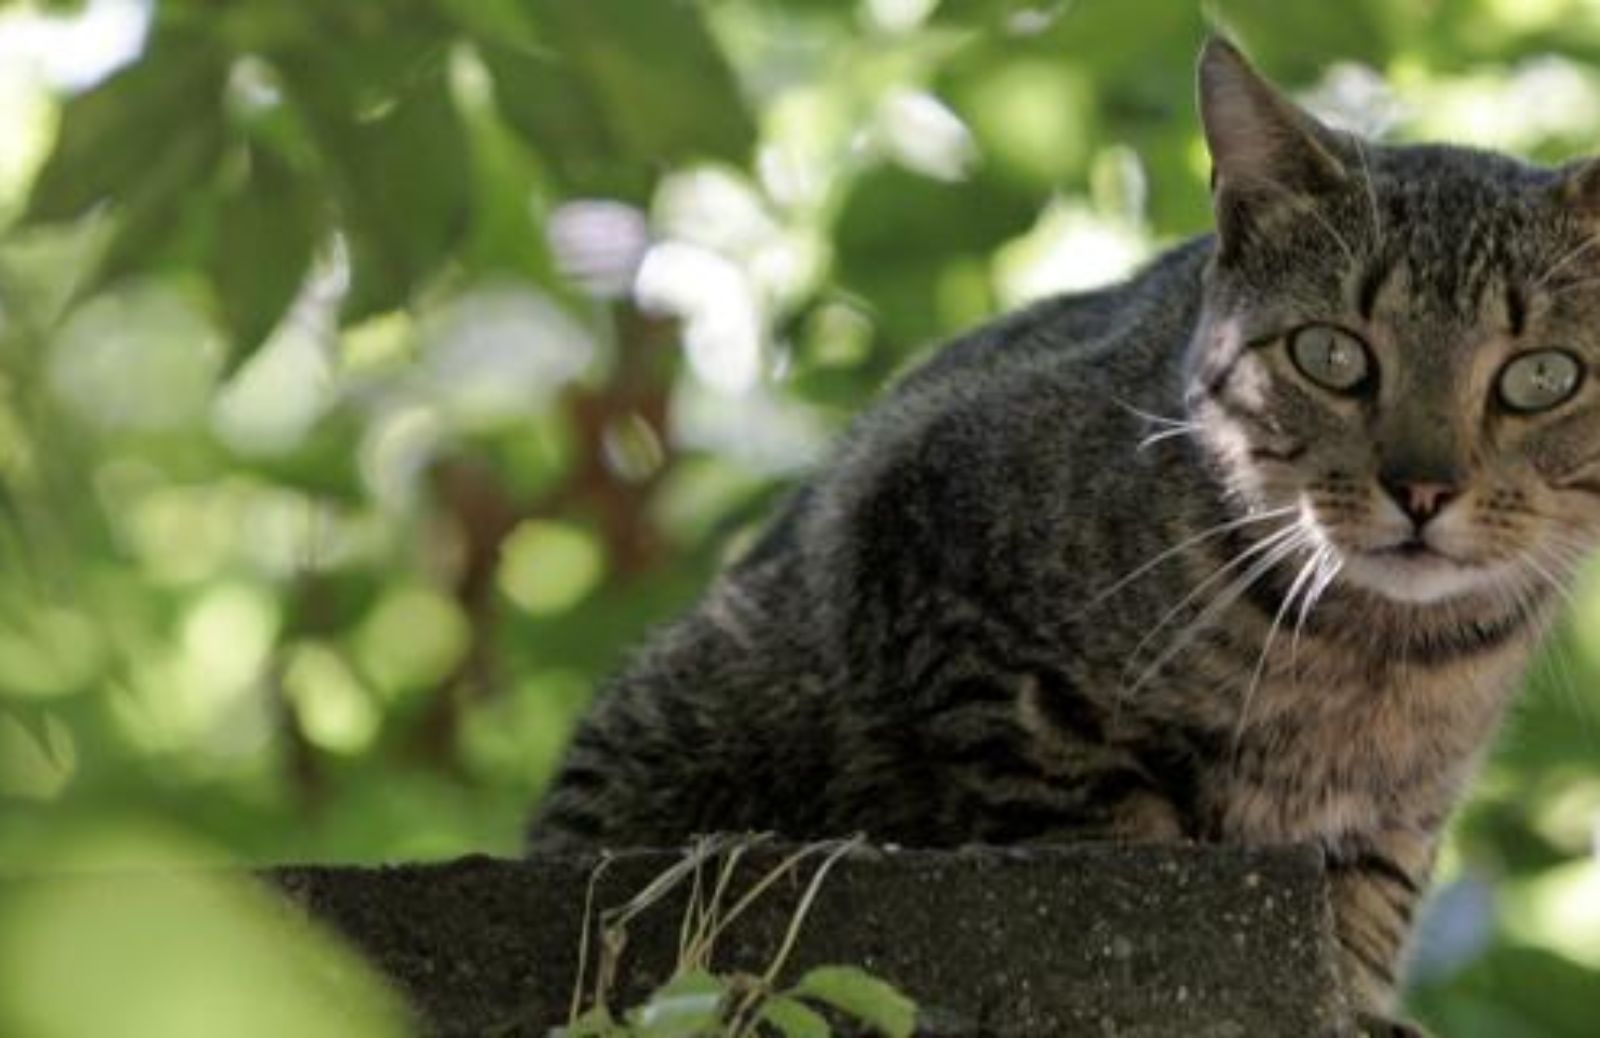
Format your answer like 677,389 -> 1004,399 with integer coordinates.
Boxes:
532,41 -> 1600,1030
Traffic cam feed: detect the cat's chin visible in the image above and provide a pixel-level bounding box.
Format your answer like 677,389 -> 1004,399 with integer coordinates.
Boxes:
1339,549 -> 1500,605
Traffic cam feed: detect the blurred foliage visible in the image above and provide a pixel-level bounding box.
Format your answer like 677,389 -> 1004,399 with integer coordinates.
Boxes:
0,0 -> 1598,1034
0,824 -> 411,1038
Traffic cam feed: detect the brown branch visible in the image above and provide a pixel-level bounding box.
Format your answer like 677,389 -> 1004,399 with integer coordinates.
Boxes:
404,304 -> 681,773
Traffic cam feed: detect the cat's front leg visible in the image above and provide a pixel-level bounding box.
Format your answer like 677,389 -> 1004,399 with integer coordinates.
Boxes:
1326,831 -> 1436,1035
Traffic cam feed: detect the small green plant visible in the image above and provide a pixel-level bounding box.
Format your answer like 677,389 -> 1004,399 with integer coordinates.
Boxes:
551,835 -> 916,1038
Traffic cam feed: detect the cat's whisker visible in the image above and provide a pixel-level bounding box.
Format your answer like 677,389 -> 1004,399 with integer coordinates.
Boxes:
1506,549 -> 1600,747
1543,273 -> 1600,299
1525,535 -> 1593,602
1128,530 -> 1313,697
1232,545 -> 1326,759
1539,528 -> 1596,567
1533,234 -> 1600,290
1118,522 -> 1304,682
1523,541 -> 1584,611
1118,397 -> 1203,451
1231,172 -> 1357,263
1124,525 -> 1312,698
1520,546 -> 1579,611
1536,636 -> 1599,750
1078,505 -> 1298,615
1137,425 -> 1201,451
1289,545 -> 1341,673
1285,552 -> 1321,678
1352,136 -> 1384,244
1111,397 -> 1191,429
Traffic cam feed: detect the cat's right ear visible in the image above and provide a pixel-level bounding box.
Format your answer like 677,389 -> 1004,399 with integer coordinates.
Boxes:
1552,156 -> 1600,220
1197,37 -> 1348,256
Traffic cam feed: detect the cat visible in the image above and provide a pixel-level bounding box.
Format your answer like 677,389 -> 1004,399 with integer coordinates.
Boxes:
529,37 -> 1600,1036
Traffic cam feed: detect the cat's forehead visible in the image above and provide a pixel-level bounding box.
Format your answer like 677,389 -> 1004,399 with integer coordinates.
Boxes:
1372,143 -> 1540,196
1366,143 -> 1567,284
1227,142 -> 1593,326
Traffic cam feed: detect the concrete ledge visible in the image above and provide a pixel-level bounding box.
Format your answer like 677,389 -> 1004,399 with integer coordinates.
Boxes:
267,843 -> 1351,1037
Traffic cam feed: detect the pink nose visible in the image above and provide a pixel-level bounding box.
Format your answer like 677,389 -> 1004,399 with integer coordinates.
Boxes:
1380,479 -> 1457,526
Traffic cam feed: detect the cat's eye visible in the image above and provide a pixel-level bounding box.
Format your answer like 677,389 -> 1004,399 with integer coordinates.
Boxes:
1287,325 -> 1372,394
1496,349 -> 1583,413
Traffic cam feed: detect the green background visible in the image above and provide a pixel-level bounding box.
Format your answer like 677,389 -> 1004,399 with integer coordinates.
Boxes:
0,0 -> 1597,1033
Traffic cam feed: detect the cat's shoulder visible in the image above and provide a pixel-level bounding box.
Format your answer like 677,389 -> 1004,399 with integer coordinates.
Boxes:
847,233 -> 1212,463
743,236 -> 1211,570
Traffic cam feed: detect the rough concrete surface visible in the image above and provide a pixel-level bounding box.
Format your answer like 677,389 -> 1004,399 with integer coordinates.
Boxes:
266,842 -> 1353,1037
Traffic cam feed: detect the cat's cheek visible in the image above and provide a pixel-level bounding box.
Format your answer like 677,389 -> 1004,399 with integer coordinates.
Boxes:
1195,409 -> 1277,502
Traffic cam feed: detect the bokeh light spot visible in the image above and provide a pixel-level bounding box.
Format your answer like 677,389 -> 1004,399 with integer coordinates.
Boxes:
498,520 -> 605,617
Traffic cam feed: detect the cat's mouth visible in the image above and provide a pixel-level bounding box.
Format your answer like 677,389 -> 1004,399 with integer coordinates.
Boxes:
1343,537 -> 1490,603
1370,537 -> 1451,561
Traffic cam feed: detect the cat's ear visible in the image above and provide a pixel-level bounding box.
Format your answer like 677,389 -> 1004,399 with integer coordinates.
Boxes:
1197,37 -> 1348,253
1553,156 -> 1600,219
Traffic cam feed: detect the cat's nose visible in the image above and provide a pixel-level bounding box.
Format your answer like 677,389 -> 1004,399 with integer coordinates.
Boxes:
1379,477 -> 1458,527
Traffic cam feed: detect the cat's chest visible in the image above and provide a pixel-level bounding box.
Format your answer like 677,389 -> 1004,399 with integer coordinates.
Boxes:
1196,646 -> 1527,845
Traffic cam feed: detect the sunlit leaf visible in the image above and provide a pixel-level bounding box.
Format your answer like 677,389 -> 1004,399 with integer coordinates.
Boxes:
627,970 -> 726,1037
793,966 -> 915,1038
0,831 -> 410,1038
558,1005 -> 625,1037
760,994 -> 833,1038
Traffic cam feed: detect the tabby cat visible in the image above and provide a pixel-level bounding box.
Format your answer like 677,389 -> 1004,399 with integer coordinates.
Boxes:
531,39 -> 1600,1034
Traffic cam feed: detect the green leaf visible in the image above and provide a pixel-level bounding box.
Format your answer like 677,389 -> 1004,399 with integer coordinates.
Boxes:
23,26 -> 230,294
759,995 -> 833,1038
626,969 -> 726,1038
793,967 -> 915,1038
0,833 -> 411,1038
558,1006 -> 626,1038
91,122 -> 226,290
210,144 -> 323,359
482,0 -> 755,200
25,29 -> 228,224
435,0 -> 544,49
479,41 -> 630,197
455,58 -> 561,288
291,60 -> 471,319
228,412 -> 365,505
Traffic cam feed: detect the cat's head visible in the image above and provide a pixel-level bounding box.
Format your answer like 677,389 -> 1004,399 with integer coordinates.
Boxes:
1188,38 -> 1600,606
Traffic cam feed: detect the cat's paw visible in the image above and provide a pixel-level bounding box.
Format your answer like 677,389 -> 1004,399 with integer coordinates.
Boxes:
1354,1011 -> 1431,1038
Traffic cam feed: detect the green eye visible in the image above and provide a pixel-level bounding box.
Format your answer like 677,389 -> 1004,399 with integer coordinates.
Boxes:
1497,349 -> 1583,413
1287,324 -> 1372,393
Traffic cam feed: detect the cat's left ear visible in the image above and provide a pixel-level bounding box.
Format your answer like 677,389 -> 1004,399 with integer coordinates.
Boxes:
1198,37 -> 1350,255
1552,156 -> 1600,218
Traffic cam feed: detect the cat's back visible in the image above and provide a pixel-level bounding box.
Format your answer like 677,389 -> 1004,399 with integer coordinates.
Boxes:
896,234 -> 1213,392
